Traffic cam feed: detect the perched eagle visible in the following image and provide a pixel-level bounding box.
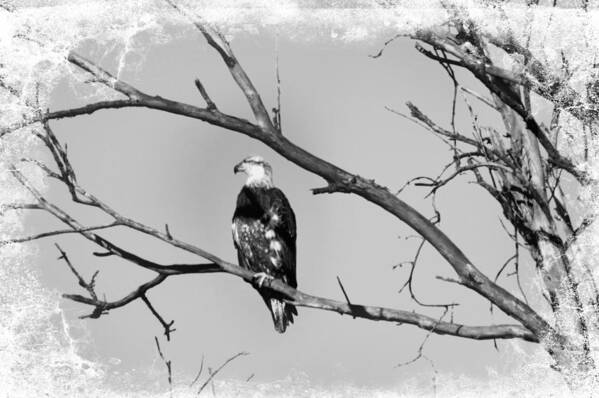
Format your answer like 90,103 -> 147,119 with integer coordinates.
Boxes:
232,155 -> 297,333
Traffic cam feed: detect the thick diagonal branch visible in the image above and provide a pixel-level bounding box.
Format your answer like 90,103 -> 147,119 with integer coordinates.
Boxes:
52,40 -> 553,340
163,0 -> 274,131
3,23 -> 554,343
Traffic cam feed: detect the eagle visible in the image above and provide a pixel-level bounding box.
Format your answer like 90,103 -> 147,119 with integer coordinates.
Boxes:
232,155 -> 298,333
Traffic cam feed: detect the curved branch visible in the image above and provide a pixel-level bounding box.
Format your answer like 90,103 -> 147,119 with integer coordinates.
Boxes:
197,352 -> 249,395
63,253 -> 538,342
163,0 -> 274,131
64,274 -> 167,317
44,38 -> 552,340
9,166 -> 537,343
3,24 -> 555,343
293,289 -> 537,342
413,30 -> 587,184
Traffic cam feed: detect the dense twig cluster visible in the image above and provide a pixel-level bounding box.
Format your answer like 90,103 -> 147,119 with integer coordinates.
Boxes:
3,109 -> 534,341
0,1 -> 540,344
381,2 -> 598,384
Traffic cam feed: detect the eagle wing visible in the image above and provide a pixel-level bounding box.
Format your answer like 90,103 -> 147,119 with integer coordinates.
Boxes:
266,187 -> 296,287
232,186 -> 296,286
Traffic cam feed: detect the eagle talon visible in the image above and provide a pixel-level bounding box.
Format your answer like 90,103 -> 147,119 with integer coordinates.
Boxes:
253,272 -> 273,288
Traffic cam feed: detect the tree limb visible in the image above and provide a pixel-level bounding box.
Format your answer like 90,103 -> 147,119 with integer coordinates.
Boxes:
54,31 -> 555,341
4,21 -> 556,344
413,30 -> 588,184
8,166 -> 538,343
197,352 -> 249,395
163,0 -> 274,131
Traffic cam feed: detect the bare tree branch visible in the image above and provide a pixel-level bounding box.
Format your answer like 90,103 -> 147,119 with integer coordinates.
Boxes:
64,274 -> 167,319
336,276 -> 356,318
387,103 -> 481,148
190,355 -> 205,387
1,223 -> 120,245
30,82 -> 545,342
396,308 -> 448,368
413,30 -> 588,184
163,0 -> 274,131
154,336 -> 173,397
483,32 -> 598,123
459,86 -> 496,109
194,78 -> 217,110
55,243 -> 99,302
2,1 -> 597,387
7,163 -> 538,342
0,202 -> 42,214
273,38 -> 282,132
4,15 -> 559,347
396,235 -> 458,309
197,352 -> 249,395
142,295 -> 176,341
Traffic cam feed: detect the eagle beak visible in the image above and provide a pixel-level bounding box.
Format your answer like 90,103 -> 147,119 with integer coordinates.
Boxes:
233,162 -> 244,174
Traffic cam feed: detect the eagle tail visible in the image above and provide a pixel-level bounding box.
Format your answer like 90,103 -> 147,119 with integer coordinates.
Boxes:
268,298 -> 296,333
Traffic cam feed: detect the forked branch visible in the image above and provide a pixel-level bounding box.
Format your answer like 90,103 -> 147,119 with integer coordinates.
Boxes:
6,164 -> 537,343
1,7 -> 557,346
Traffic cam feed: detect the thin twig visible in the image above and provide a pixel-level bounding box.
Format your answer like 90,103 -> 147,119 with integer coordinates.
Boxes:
490,254 -> 517,314
8,165 -> 537,341
370,33 -> 403,58
55,244 -> 99,301
154,336 -> 173,397
197,352 -> 249,395
1,223 -> 120,246
142,294 -> 176,340
273,35 -> 282,133
397,237 -> 459,308
190,354 -> 205,387
336,276 -> 355,318
396,306 -> 448,396
194,78 -> 217,110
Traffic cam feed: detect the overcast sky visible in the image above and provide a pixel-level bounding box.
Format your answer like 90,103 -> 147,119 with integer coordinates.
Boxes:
27,21 -> 551,393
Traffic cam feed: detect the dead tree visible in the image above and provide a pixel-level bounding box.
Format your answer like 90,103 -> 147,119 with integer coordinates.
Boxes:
1,1 -> 597,391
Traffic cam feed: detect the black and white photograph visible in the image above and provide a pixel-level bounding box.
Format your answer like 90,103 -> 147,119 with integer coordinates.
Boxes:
1,1 -> 598,396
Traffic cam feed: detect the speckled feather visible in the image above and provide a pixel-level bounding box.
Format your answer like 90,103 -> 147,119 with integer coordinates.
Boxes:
232,185 -> 297,332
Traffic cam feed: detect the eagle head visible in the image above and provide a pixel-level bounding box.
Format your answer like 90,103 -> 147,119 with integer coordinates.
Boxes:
234,155 -> 273,187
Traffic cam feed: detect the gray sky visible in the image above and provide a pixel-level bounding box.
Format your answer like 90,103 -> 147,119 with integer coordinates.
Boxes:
30,26 -> 543,391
